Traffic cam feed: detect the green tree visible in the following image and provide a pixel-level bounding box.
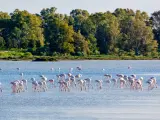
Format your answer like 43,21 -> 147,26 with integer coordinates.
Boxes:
0,11 -> 11,49
0,36 -> 5,48
70,9 -> 89,32
95,12 -> 120,54
114,9 -> 157,55
151,10 -> 160,50
41,8 -> 74,54
7,9 -> 44,49
80,18 -> 97,54
73,31 -> 89,55
87,34 -> 98,54
127,18 -> 157,55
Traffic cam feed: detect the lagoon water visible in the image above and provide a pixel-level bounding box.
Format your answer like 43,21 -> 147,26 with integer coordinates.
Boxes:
0,60 -> 160,120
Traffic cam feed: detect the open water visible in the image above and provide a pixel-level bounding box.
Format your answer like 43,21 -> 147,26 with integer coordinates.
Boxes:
0,60 -> 160,120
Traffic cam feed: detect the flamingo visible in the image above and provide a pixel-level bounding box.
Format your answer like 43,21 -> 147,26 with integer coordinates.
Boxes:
111,78 -> 118,88
38,81 -> 48,92
104,74 -> 112,79
11,80 -> 21,93
75,74 -> 82,79
69,68 -> 73,73
135,77 -> 143,91
48,79 -> 56,88
20,73 -> 28,90
119,77 -> 127,89
77,79 -> 86,91
31,78 -> 39,92
67,73 -> 76,88
58,80 -> 70,92
51,68 -> 54,71
84,78 -> 93,90
17,68 -> 20,71
59,73 -> 67,80
104,74 -> 112,88
18,81 -> 25,92
95,80 -> 103,90
0,82 -> 2,92
147,77 -> 158,90
128,76 -> 136,90
56,74 -> 61,81
40,75 -> 48,91
117,74 -> 124,78
131,74 -> 136,79
58,68 -> 61,73
77,66 -> 82,71
63,81 -> 70,92
128,66 -> 132,69
11,81 -> 18,93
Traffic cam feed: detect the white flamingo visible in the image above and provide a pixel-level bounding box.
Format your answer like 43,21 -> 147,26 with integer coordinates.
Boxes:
18,81 -> 25,92
59,73 -> 67,80
31,78 -> 39,92
111,78 -> 118,87
20,73 -> 28,90
40,75 -> 48,91
51,68 -> 54,71
131,74 -> 136,79
0,82 -> 2,92
95,80 -> 103,90
117,74 -> 124,78
119,77 -> 127,89
69,68 -> 73,73
77,79 -> 86,91
56,74 -> 61,81
104,74 -> 112,88
84,78 -> 93,90
128,76 -> 136,90
67,73 -> 76,88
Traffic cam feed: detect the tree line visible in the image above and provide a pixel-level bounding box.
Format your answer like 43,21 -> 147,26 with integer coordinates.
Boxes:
0,7 -> 160,57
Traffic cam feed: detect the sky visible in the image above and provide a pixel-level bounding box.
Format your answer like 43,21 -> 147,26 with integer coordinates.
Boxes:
0,0 -> 160,15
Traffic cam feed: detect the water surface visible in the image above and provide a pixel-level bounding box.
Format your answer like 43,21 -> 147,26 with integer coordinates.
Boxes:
0,60 -> 160,120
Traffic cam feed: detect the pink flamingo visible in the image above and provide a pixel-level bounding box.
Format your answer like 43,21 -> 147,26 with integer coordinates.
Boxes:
147,77 -> 158,90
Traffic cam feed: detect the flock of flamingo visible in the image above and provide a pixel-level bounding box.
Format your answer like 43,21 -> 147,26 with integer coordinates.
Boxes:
0,66 -> 158,94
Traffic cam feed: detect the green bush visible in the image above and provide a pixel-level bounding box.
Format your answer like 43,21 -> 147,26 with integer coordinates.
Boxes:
23,52 -> 33,58
76,52 -> 84,56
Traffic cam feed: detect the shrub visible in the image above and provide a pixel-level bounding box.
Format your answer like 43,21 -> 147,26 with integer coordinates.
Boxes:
23,52 -> 33,58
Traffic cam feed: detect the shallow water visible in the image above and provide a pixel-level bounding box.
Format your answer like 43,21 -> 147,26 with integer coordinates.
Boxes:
0,60 -> 160,120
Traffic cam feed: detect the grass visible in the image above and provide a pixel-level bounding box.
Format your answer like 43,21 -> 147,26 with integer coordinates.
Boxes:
0,51 -> 159,61
30,55 -> 160,61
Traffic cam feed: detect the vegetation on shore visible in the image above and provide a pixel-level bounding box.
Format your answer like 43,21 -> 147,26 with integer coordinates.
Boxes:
1,7 -> 160,61
0,50 -> 159,61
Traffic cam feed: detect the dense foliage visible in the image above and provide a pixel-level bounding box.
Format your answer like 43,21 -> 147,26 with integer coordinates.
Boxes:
0,7 -> 160,57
